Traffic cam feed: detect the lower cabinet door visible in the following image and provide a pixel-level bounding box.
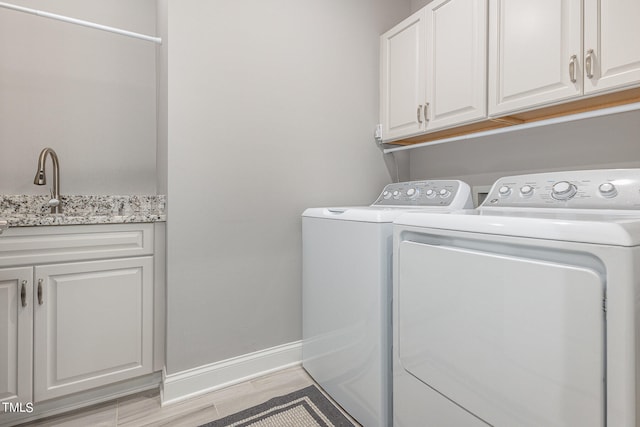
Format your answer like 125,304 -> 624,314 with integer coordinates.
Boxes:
0,267 -> 33,406
33,257 -> 153,402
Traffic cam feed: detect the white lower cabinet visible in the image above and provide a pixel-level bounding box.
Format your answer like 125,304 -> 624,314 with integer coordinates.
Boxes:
0,223 -> 159,414
33,257 -> 154,401
0,267 -> 33,405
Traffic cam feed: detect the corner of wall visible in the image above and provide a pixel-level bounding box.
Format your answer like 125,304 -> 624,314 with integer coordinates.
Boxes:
156,0 -> 169,195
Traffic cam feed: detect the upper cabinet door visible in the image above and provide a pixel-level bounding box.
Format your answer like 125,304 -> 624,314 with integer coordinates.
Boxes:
380,9 -> 427,142
425,0 -> 487,131
488,0 -> 582,116
584,0 -> 640,94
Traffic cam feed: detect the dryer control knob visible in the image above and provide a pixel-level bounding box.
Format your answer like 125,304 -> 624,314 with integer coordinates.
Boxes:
520,185 -> 534,196
392,190 -> 400,199
551,181 -> 577,200
598,182 -> 618,198
425,189 -> 436,198
406,188 -> 418,199
439,189 -> 451,198
498,185 -> 512,197
382,190 -> 391,199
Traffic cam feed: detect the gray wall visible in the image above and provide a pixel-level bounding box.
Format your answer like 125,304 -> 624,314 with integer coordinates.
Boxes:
411,0 -> 431,12
0,0 -> 157,195
163,0 -> 410,374
408,110 -> 640,191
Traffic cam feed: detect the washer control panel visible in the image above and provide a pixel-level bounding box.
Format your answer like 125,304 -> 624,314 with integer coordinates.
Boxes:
482,169 -> 640,209
372,180 -> 472,209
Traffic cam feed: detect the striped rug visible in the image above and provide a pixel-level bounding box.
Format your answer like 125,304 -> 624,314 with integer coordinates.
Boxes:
198,385 -> 356,427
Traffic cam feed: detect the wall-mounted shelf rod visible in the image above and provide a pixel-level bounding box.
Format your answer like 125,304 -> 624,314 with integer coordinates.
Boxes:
0,2 -> 162,44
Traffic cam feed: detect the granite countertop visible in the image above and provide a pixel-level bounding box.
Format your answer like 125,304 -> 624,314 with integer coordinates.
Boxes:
0,195 -> 166,227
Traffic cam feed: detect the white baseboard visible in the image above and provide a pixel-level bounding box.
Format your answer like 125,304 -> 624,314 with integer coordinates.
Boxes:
161,340 -> 302,406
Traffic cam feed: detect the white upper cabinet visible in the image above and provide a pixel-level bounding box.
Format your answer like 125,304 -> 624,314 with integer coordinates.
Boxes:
488,0 -> 583,116
584,0 -> 640,94
380,1 -> 488,142
426,0 -> 487,131
380,9 -> 427,142
382,0 -> 640,143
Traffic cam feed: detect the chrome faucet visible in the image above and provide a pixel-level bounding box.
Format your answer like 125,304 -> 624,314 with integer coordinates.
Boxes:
33,147 -> 62,214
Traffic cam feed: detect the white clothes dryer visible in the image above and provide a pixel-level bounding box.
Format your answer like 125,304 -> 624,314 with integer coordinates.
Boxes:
393,169 -> 640,427
302,180 -> 472,427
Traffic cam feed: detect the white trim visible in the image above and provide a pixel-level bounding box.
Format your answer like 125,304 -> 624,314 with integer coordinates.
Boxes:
382,101 -> 640,153
161,341 -> 302,406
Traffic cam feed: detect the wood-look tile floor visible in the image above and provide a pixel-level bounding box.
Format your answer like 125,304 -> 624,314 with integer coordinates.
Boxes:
19,366 -> 361,427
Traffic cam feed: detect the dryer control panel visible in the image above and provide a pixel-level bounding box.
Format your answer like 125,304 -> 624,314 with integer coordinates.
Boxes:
482,169 -> 640,209
372,180 -> 472,209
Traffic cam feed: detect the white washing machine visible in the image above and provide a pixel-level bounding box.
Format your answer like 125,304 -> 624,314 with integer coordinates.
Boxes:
393,169 -> 640,427
302,180 -> 473,427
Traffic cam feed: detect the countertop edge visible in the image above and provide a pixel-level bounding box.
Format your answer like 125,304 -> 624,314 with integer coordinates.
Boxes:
5,214 -> 167,227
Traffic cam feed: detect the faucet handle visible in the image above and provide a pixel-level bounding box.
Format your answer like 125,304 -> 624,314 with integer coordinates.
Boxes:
48,188 -> 60,207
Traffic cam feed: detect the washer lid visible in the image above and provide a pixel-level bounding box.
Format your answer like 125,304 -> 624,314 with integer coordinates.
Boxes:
303,206 -> 462,223
394,209 -> 640,246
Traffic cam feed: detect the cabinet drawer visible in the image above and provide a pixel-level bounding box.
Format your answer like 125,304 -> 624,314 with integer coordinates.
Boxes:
0,224 -> 153,267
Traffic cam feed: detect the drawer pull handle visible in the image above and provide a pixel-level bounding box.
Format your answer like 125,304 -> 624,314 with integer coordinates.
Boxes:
38,279 -> 43,305
424,102 -> 430,122
417,105 -> 423,124
21,280 -> 27,307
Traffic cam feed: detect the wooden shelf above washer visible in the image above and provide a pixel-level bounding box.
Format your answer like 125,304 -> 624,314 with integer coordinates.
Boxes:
387,87 -> 640,147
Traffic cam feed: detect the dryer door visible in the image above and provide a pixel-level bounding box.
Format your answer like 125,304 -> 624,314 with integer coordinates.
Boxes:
397,241 -> 604,427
